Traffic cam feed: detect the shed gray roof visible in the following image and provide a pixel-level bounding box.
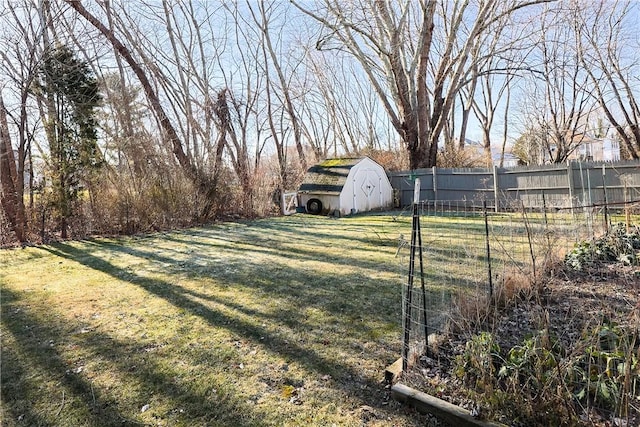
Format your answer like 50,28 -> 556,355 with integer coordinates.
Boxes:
298,157 -> 364,194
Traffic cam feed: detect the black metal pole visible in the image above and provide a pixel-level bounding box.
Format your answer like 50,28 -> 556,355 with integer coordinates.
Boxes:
416,211 -> 429,354
602,165 -> 609,233
483,201 -> 493,299
402,202 -> 417,372
542,190 -> 548,227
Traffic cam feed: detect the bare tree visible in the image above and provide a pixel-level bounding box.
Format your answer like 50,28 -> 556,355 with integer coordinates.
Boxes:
454,3 -> 565,167
293,0 -> 552,169
498,81 -> 513,167
575,0 -> 640,159
302,48 -> 395,158
470,63 -> 520,166
247,1 -> 310,174
518,4 -> 595,164
230,0 -> 328,196
0,0 -> 65,241
65,0 -> 225,219
214,2 -> 269,214
99,2 -> 151,178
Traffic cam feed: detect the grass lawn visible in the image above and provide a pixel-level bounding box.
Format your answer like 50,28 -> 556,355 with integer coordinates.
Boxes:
1,213 -> 433,426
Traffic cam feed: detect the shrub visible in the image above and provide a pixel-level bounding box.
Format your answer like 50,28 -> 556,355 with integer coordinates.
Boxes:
565,223 -> 640,270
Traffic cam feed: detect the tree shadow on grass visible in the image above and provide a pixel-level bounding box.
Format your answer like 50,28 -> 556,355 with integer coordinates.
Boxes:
161,217 -> 404,259
76,230 -> 464,356
239,218 -> 403,248
76,225 -> 470,343
43,242 -> 371,368
1,286 -> 271,427
123,227 -> 400,285
78,235 -> 402,327
1,288 -> 140,426
39,243 -> 423,424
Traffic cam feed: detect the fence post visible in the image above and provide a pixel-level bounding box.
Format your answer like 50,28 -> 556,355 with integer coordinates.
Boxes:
403,178 -> 421,372
416,198 -> 429,356
602,164 -> 609,233
624,178 -> 631,232
567,161 -> 575,215
542,190 -> 548,226
432,166 -> 437,203
483,201 -> 493,299
493,165 -> 499,213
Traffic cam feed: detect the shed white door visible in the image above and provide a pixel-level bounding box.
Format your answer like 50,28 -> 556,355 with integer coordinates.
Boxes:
352,167 -> 382,212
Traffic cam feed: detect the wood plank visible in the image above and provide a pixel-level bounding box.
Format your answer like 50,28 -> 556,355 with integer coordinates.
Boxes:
384,358 -> 403,384
391,383 -> 507,427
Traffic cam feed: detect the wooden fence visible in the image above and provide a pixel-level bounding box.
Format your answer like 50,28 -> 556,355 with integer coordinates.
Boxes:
389,160 -> 640,211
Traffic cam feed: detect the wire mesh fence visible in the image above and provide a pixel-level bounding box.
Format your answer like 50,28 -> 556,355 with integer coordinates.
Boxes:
396,197 -> 640,423
399,201 -> 638,366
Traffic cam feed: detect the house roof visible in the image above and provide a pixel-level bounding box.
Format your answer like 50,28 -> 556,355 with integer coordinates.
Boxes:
298,157 -> 364,194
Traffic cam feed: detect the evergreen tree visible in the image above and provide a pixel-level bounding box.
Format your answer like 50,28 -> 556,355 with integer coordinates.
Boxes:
38,45 -> 102,238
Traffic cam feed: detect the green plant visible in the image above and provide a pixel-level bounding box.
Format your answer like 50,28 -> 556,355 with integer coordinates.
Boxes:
571,323 -> 640,414
565,223 -> 640,270
455,332 -> 500,391
457,322 -> 640,423
498,330 -> 560,392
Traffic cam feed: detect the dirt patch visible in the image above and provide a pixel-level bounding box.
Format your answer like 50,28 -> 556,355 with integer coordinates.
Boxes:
401,264 -> 640,426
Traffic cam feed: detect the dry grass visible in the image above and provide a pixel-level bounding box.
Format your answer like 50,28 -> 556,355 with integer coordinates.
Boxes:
403,216 -> 640,426
1,213 -> 432,427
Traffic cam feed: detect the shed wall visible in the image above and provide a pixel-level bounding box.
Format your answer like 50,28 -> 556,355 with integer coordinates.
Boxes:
299,157 -> 393,215
340,158 -> 393,214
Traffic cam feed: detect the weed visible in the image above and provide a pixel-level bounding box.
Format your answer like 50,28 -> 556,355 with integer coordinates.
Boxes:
455,332 -> 500,392
565,223 -> 640,270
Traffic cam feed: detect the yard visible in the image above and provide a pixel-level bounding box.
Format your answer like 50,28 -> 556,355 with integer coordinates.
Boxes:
1,213 -> 429,426
4,210 -> 638,426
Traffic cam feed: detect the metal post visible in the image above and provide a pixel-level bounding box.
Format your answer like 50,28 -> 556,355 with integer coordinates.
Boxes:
542,190 -> 548,227
493,165 -> 499,213
625,181 -> 631,232
483,201 -> 493,299
432,166 -> 437,204
416,203 -> 429,355
567,161 -> 575,215
402,179 -> 421,372
602,165 -> 609,233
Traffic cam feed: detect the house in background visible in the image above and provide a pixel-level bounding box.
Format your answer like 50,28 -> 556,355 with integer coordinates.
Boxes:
566,134 -> 621,162
298,157 -> 393,216
498,152 -> 520,168
543,131 -> 621,163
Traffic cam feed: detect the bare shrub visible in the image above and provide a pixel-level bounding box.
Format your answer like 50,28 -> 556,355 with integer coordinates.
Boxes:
360,148 -> 409,172
437,145 -> 488,168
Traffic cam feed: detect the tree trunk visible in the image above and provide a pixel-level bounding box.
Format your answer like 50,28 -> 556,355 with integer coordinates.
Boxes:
459,69 -> 479,149
482,127 -> 492,167
0,95 -> 26,242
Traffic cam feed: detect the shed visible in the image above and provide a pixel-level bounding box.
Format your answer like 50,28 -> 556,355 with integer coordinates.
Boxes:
298,157 -> 393,215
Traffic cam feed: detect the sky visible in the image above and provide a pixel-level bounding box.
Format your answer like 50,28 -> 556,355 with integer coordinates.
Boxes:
1,0 -> 639,162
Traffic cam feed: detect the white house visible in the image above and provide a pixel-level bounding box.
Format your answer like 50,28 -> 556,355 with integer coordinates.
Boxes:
298,157 -> 393,216
546,132 -> 622,163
